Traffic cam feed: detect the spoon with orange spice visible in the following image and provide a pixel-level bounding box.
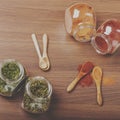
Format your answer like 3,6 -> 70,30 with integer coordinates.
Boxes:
67,62 -> 94,92
91,66 -> 103,106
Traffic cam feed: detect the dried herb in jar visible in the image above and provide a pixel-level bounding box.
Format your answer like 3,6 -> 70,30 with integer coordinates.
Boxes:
0,78 -> 15,96
30,80 -> 48,98
23,93 -> 50,113
22,76 -> 52,114
0,59 -> 25,97
2,62 -> 20,80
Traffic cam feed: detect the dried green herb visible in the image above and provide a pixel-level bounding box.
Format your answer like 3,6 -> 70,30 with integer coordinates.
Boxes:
23,93 -> 49,113
22,78 -> 51,113
2,62 -> 20,80
30,80 -> 48,98
0,78 -> 6,92
0,60 -> 26,97
0,78 -> 12,96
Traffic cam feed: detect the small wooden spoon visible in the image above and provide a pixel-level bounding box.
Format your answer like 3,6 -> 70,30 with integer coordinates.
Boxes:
42,33 -> 50,71
92,66 -> 103,106
67,62 -> 94,92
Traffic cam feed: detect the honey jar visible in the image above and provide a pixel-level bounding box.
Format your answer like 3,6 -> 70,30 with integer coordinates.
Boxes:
65,3 -> 96,42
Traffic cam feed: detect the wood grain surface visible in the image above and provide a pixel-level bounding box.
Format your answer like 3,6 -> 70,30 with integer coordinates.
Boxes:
0,0 -> 120,120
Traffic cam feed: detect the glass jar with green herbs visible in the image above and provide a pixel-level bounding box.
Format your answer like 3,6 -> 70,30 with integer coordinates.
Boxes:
22,76 -> 52,114
0,59 -> 26,97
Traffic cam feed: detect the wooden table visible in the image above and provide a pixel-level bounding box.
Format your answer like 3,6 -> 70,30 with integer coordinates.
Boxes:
0,0 -> 120,120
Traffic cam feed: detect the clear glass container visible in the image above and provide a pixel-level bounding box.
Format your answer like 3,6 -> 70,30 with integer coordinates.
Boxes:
91,19 -> 120,55
0,59 -> 25,97
65,2 -> 96,42
21,76 -> 52,114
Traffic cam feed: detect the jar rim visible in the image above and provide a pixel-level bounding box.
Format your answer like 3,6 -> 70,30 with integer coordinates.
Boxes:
26,76 -> 52,101
0,59 -> 24,84
91,33 -> 112,55
65,2 -> 94,10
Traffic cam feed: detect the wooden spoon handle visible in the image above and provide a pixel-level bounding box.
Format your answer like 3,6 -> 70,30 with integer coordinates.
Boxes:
97,85 -> 103,106
31,34 -> 42,59
67,73 -> 84,92
43,33 -> 48,57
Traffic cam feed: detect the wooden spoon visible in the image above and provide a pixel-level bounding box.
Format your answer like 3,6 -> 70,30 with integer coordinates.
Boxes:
92,66 -> 103,106
31,33 -> 48,70
42,33 -> 50,71
67,62 -> 94,92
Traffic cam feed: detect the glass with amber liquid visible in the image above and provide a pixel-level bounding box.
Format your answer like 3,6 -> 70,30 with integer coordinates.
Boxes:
65,3 -> 96,42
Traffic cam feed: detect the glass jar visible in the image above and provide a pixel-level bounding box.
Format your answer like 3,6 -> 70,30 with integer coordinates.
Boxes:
0,59 -> 25,97
65,2 -> 96,42
21,76 -> 52,114
91,19 -> 120,55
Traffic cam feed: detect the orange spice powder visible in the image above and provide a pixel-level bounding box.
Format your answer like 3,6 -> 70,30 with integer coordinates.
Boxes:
77,62 -> 115,87
102,77 -> 116,86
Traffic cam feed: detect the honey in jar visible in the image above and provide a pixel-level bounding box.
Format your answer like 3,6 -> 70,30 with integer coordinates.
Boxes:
65,3 -> 96,42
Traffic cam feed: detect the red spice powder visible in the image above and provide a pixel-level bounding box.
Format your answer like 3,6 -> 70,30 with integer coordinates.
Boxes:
95,36 -> 108,52
79,74 -> 93,87
81,62 -> 94,73
77,62 -> 94,87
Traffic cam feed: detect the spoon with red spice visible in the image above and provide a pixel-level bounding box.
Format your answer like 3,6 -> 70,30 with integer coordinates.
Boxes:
67,61 -> 94,92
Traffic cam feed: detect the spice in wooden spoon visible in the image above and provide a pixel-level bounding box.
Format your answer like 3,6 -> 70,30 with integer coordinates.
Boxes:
91,66 -> 103,106
77,64 -> 93,87
67,62 -> 94,92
